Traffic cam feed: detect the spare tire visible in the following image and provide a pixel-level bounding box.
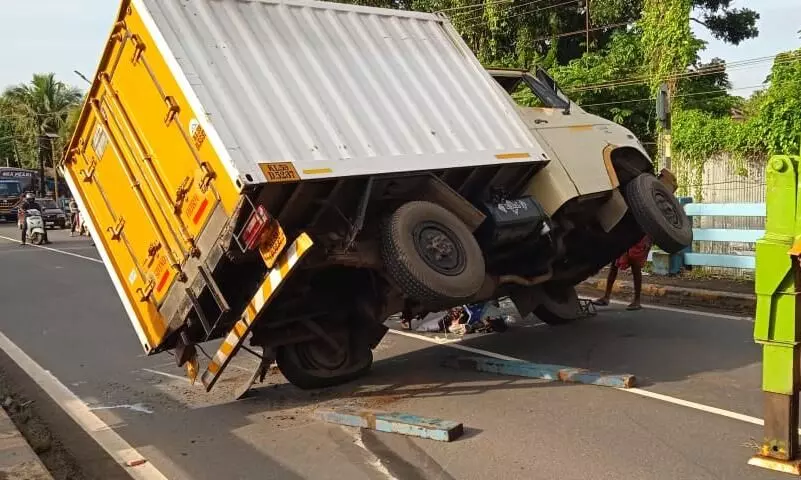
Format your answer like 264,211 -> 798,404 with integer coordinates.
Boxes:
624,174 -> 692,253
382,201 -> 485,304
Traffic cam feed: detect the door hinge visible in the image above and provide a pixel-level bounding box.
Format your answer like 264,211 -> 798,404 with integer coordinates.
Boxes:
107,217 -> 125,240
199,163 -> 216,192
80,160 -> 97,181
164,96 -> 180,126
137,277 -> 156,302
174,176 -> 193,213
131,34 -> 145,65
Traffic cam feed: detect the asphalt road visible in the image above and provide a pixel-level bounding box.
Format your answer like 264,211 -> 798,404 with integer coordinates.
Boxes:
0,223 -> 786,480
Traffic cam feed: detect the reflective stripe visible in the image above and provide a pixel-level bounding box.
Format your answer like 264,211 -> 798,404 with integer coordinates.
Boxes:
200,233 -> 313,391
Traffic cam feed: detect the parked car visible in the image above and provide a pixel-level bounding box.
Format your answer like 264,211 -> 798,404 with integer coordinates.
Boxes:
36,198 -> 67,229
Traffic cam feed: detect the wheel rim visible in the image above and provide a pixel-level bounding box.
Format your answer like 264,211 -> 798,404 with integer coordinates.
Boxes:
412,221 -> 466,276
297,340 -> 348,371
653,190 -> 682,228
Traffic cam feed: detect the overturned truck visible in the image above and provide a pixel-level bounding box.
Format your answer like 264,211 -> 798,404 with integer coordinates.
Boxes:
64,0 -> 691,394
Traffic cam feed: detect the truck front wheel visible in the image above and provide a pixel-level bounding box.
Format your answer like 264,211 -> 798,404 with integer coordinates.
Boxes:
276,334 -> 373,390
624,174 -> 692,254
382,201 -> 485,304
533,285 -> 582,325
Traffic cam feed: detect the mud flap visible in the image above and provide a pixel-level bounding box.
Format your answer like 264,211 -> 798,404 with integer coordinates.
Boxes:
200,233 -> 314,391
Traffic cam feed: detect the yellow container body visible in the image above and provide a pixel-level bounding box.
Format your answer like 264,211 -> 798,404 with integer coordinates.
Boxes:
64,0 -> 240,353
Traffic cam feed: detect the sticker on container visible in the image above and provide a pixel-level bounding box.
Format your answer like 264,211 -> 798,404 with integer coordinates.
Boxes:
153,256 -> 170,293
185,192 -> 201,220
189,119 -> 206,150
91,125 -> 109,158
128,268 -> 138,285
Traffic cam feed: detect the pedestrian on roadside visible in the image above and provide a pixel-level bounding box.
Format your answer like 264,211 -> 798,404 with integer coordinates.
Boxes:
69,198 -> 79,237
593,169 -> 678,311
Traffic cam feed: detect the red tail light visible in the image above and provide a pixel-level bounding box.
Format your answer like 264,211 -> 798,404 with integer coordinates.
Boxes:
242,206 -> 271,251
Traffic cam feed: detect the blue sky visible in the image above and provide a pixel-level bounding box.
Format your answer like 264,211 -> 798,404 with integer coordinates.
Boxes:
0,0 -> 798,94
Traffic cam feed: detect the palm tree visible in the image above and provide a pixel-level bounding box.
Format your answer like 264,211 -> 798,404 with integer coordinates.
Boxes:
4,73 -> 82,192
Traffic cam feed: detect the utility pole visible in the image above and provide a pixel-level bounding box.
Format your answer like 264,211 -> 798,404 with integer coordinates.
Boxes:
656,82 -> 672,170
37,135 -> 47,195
50,137 -> 59,204
585,0 -> 591,53
11,138 -> 20,168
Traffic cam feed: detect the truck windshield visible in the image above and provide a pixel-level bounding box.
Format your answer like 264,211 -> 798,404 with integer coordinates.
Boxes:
492,73 -> 571,110
0,181 -> 21,198
512,76 -> 570,110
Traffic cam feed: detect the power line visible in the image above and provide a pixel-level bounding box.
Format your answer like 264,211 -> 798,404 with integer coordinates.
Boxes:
436,0 -> 515,14
567,53 -> 799,93
460,0 -> 580,29
528,20 -> 629,42
577,84 -> 766,108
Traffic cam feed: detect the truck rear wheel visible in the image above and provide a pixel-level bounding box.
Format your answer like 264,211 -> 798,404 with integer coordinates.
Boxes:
624,174 -> 692,254
382,201 -> 485,304
276,335 -> 373,390
534,285 -> 581,325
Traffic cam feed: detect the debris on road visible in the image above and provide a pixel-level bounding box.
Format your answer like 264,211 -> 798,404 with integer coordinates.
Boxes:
314,408 -> 464,442
408,301 -> 514,336
442,356 -> 636,389
125,459 -> 148,467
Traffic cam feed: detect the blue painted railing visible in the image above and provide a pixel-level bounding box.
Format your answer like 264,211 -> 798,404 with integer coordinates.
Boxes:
650,202 -> 764,271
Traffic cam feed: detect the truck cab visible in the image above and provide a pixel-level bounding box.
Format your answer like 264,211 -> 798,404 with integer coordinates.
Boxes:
0,179 -> 22,221
487,68 -> 691,322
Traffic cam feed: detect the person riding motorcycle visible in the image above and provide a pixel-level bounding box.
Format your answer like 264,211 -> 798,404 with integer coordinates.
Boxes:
18,193 -> 50,245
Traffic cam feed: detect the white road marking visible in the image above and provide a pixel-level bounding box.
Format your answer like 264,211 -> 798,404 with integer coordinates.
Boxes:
621,388 -> 765,426
88,403 -> 154,414
602,298 -> 754,322
388,328 -> 787,432
0,234 -> 103,264
388,329 -> 521,361
340,426 -> 399,480
0,331 -> 170,480
141,368 -> 193,385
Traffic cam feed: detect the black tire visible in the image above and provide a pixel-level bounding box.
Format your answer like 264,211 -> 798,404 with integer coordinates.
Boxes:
534,285 -> 581,325
381,201 -> 485,304
624,174 -> 692,254
30,232 -> 44,246
276,337 -> 373,390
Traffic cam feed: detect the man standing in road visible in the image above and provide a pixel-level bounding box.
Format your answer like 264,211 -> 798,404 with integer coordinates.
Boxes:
593,169 -> 678,310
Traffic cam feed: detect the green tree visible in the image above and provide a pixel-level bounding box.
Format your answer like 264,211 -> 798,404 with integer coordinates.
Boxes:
3,74 -> 82,187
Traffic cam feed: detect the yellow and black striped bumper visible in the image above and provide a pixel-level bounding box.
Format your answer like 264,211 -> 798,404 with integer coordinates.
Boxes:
200,233 -> 314,391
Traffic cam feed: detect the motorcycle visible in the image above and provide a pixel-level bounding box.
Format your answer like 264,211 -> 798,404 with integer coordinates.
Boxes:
22,209 -> 46,245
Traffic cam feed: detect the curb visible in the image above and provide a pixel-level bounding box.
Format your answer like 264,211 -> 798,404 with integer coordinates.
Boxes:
579,277 -> 755,313
0,407 -> 52,479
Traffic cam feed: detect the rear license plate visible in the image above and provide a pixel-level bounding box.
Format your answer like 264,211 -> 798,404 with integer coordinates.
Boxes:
259,223 -> 287,269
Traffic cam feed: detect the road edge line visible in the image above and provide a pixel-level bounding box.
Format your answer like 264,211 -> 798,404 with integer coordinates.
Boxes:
0,331 -> 169,480
603,298 -> 754,322
0,234 -> 102,264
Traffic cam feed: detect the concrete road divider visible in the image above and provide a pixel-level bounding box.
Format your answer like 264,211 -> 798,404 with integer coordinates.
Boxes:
314,408 -> 464,442
442,356 -> 636,389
